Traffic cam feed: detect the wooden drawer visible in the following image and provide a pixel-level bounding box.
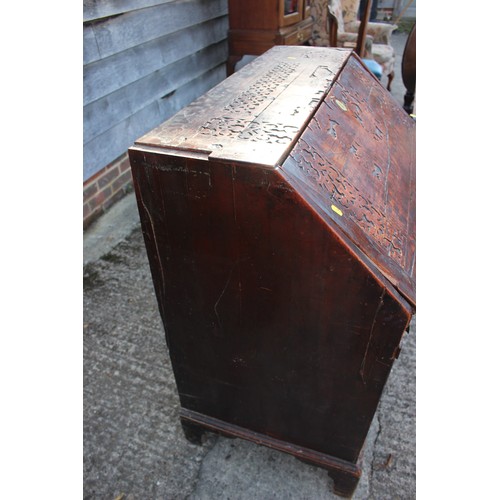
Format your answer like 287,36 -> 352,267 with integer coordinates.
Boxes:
282,18 -> 313,45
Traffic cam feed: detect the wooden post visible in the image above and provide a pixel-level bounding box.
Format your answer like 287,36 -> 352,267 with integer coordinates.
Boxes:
355,0 -> 372,57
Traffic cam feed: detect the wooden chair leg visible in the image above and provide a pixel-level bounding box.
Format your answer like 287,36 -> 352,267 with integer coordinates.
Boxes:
403,90 -> 415,114
386,70 -> 394,92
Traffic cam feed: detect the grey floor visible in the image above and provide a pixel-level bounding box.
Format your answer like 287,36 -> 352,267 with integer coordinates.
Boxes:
84,30 -> 415,499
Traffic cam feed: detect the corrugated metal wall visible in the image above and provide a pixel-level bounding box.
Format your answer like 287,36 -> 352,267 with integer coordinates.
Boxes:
83,0 -> 228,181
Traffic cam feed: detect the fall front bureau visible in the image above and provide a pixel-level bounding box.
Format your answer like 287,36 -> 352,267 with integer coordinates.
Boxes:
128,46 -> 416,497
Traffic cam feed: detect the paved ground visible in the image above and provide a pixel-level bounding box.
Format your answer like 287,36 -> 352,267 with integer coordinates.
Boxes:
84,30 -> 415,499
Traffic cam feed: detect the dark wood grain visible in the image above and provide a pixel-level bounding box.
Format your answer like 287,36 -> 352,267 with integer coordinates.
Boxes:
355,0 -> 372,57
226,0 -> 313,75
180,407 -> 361,497
281,54 -> 416,306
402,24 -> 416,114
129,46 -> 416,498
136,46 -> 350,168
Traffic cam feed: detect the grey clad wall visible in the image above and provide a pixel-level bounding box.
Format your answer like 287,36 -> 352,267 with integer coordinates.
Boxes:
83,0 -> 229,181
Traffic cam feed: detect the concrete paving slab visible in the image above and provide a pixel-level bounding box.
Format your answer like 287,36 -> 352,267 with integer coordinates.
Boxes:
84,229 -> 218,499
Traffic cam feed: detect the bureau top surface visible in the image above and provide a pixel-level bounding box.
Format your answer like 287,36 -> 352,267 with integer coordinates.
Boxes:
135,46 -> 351,167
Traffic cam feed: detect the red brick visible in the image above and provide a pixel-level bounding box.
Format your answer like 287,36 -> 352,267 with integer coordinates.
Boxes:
104,153 -> 125,171
84,167 -> 105,187
87,186 -> 111,212
109,153 -> 126,172
84,153 -> 125,186
83,202 -> 91,219
83,154 -> 133,229
86,196 -> 99,213
103,188 -> 126,212
111,169 -> 132,193
97,165 -> 120,190
115,152 -> 127,163
83,181 -> 98,203
119,157 -> 131,173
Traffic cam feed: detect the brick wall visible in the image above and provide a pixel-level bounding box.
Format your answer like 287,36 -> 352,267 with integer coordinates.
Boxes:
83,154 -> 133,230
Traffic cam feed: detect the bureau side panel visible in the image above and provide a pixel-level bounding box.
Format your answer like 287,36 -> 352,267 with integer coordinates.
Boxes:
129,147 -> 411,464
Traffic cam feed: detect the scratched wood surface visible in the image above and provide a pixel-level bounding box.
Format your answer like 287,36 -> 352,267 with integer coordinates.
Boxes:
129,46 -> 415,498
135,46 -> 351,167
281,54 -> 416,306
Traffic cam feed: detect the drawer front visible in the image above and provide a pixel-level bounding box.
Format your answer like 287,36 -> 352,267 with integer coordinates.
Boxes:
283,24 -> 312,45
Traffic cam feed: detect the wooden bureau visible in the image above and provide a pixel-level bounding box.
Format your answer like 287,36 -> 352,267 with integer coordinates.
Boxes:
227,0 -> 313,75
129,46 -> 416,497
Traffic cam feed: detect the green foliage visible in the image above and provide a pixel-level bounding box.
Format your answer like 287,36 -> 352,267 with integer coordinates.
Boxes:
395,18 -> 416,34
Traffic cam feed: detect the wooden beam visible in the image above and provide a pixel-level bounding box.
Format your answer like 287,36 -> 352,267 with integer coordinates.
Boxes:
355,0 -> 372,57
83,0 -> 177,23
83,16 -> 228,106
84,65 -> 225,179
84,41 -> 227,145
85,0 -> 228,61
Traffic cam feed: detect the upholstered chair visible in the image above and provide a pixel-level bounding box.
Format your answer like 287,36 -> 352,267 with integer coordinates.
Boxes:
327,0 -> 397,90
310,0 -> 330,47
